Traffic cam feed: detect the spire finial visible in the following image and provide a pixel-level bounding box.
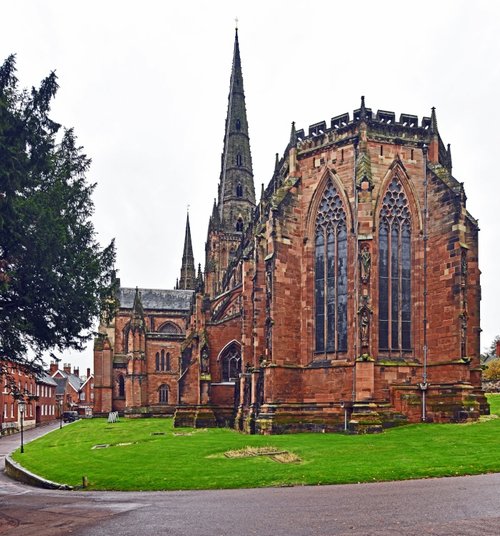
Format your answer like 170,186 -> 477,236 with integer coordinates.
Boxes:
431,106 -> 438,133
235,16 -> 238,31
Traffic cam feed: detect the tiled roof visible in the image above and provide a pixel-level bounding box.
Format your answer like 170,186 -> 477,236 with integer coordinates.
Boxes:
36,371 -> 57,386
119,288 -> 193,311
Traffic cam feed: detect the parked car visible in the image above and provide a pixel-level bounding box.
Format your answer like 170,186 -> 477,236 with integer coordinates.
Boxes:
62,411 -> 79,423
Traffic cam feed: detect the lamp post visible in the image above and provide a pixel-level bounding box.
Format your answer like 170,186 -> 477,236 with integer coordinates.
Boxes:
58,398 -> 63,429
18,400 -> 25,454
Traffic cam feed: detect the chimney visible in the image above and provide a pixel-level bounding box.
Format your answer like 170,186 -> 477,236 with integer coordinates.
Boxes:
87,368 -> 91,378
49,362 -> 58,375
63,363 -> 71,374
73,367 -> 80,378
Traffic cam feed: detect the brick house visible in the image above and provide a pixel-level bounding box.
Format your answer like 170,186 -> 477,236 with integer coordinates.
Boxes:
0,361 -> 37,435
35,372 -> 58,424
94,29 -> 488,432
78,368 -> 95,416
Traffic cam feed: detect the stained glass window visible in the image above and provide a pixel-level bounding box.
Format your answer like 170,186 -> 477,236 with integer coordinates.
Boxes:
378,178 -> 412,352
315,180 -> 348,353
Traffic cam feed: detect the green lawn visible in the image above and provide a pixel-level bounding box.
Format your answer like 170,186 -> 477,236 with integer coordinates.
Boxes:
12,394 -> 500,491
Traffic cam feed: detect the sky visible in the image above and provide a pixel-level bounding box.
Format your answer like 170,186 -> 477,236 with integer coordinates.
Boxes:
2,0 -> 500,372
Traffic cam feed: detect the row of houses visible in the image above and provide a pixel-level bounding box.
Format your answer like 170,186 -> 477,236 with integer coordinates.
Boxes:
0,360 -> 94,435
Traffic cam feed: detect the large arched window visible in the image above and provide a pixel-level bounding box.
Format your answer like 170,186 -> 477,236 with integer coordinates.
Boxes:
220,343 -> 241,382
158,384 -> 168,404
379,178 -> 412,352
315,180 -> 348,353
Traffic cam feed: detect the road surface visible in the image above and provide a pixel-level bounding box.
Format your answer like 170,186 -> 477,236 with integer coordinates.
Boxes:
0,424 -> 498,535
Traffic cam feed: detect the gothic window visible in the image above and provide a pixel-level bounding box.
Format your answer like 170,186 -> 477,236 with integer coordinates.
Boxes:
315,180 -> 348,353
220,343 -> 241,382
236,154 -> 243,167
158,322 -> 181,334
235,119 -> 241,131
378,178 -> 412,352
158,384 -> 168,404
117,375 -> 125,398
236,217 -> 244,232
155,352 -> 160,371
236,183 -> 243,197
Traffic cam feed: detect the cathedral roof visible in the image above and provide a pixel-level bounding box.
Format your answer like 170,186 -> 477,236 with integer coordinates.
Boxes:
119,287 -> 193,311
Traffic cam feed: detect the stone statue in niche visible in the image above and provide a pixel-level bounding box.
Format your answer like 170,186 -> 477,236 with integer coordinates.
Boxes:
360,307 -> 370,347
359,244 -> 371,284
201,346 -> 209,373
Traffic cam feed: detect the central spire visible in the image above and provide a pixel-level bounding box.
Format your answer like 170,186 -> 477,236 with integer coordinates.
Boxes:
217,28 -> 255,233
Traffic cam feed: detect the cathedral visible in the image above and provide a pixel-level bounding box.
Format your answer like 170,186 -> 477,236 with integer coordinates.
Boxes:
93,29 -> 489,433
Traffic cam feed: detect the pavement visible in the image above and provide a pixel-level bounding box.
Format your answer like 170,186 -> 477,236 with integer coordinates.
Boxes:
1,425 -> 499,535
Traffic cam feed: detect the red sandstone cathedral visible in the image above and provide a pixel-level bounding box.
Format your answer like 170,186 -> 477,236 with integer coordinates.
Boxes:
93,30 -> 489,433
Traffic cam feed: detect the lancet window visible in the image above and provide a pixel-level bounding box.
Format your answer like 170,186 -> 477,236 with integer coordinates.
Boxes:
314,180 -> 348,353
378,178 -> 412,352
155,350 -> 170,371
117,375 -> 125,398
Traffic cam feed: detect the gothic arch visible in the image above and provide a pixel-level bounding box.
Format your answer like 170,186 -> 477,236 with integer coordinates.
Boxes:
217,340 -> 242,382
305,169 -> 354,239
158,321 -> 181,334
374,158 -> 422,233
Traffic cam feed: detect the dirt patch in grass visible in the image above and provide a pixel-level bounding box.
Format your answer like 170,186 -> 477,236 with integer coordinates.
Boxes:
224,446 -> 301,463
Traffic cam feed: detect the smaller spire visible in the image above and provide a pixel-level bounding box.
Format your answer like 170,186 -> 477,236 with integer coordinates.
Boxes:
179,212 -> 196,290
289,121 -> 297,148
447,143 -> 452,172
430,106 -> 438,134
196,263 -> 204,293
211,198 -> 220,229
359,95 -> 367,121
274,152 -> 280,171
132,287 -> 144,319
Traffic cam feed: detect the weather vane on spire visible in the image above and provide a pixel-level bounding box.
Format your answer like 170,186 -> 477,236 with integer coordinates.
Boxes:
235,17 -> 239,30
187,204 -> 190,214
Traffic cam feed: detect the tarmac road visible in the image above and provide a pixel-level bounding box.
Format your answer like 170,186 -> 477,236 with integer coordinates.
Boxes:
1,424 -> 499,535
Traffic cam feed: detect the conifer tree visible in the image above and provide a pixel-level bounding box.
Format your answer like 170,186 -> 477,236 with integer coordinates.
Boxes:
0,55 -> 117,376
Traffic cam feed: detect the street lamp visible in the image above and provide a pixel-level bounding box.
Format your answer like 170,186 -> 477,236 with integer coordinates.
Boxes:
58,398 -> 63,429
18,400 -> 25,454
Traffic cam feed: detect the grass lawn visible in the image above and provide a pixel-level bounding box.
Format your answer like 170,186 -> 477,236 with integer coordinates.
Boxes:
12,394 -> 500,491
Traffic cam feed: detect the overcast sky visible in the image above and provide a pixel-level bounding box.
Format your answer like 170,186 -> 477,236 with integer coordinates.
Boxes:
3,0 -> 499,372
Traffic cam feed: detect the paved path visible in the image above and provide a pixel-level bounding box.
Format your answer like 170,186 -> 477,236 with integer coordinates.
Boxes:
1,427 -> 499,535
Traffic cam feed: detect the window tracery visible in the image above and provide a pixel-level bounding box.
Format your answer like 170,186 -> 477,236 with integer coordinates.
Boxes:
378,177 -> 412,352
220,343 -> 241,382
315,180 -> 348,353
